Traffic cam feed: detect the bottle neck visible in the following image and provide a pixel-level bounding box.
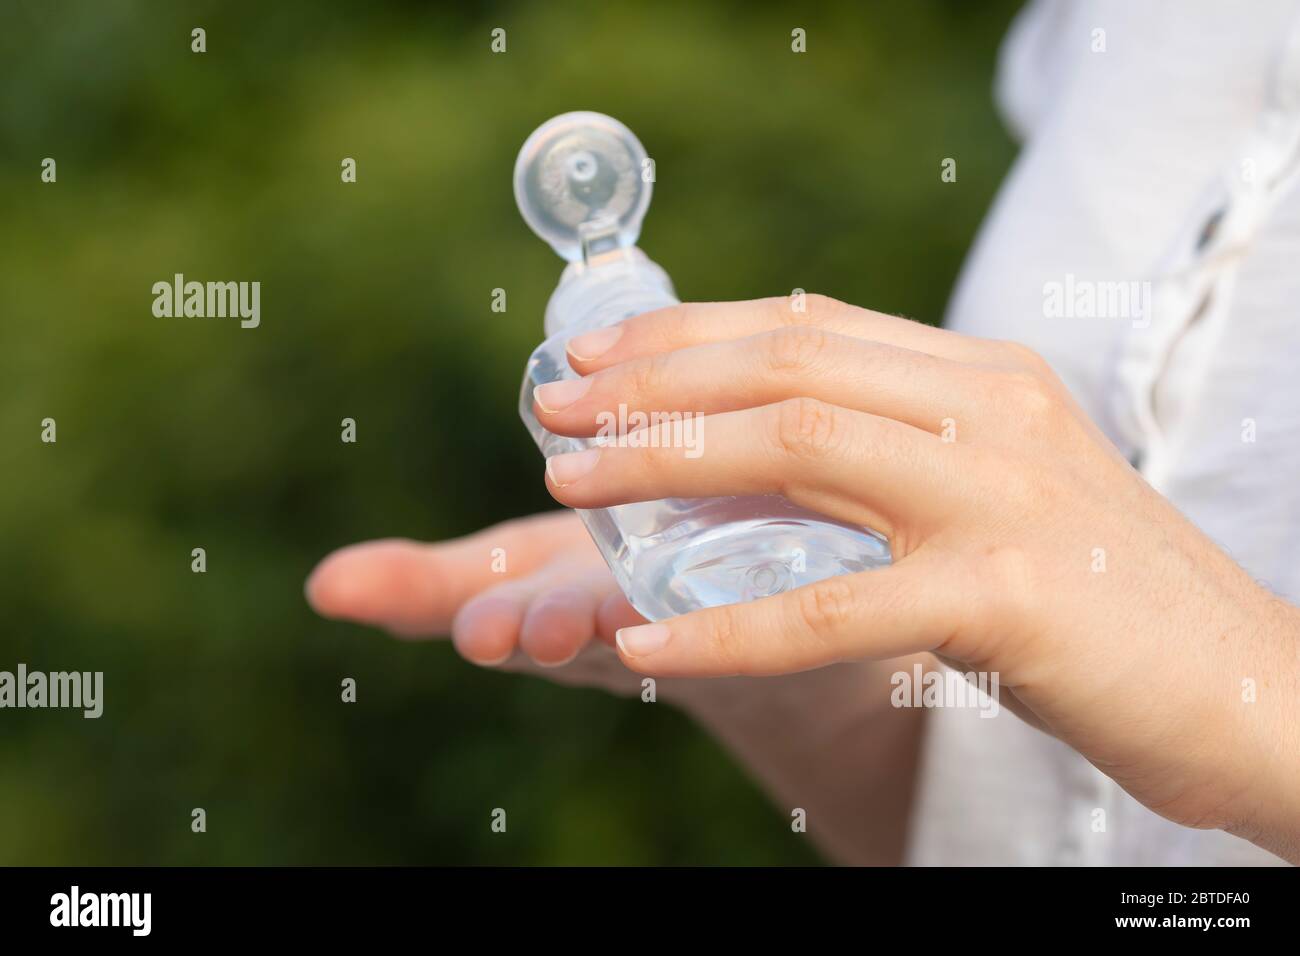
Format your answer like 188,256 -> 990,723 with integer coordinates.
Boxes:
543,247 -> 679,338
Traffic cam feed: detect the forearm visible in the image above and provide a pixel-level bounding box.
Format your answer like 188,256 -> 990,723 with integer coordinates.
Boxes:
1217,594 -> 1300,863
670,654 -> 931,866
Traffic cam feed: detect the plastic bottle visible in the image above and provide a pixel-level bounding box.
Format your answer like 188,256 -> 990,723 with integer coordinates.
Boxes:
515,111 -> 890,621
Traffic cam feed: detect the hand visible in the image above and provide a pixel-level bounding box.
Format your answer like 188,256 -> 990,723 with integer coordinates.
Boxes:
304,510 -> 891,710
305,506 -> 928,864
305,511 -> 655,695
535,294 -> 1300,858
305,509 -> 910,711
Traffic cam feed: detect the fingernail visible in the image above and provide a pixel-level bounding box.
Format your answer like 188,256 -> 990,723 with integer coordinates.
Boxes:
535,647 -> 581,669
545,447 -> 601,487
567,325 -> 623,362
475,649 -> 514,668
615,623 -> 671,657
534,376 -> 592,414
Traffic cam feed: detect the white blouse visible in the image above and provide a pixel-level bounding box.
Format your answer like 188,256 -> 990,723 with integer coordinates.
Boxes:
907,0 -> 1300,865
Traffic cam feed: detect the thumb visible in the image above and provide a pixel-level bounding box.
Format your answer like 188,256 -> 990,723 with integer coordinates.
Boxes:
611,553 -> 963,677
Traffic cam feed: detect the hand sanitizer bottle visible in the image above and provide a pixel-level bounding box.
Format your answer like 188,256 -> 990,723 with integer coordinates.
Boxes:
515,111 -> 890,621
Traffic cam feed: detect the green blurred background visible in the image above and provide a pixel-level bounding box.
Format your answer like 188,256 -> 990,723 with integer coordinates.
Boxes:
0,0 -> 1019,864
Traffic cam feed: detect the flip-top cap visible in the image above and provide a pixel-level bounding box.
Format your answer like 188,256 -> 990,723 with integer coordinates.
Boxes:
513,111 -> 652,262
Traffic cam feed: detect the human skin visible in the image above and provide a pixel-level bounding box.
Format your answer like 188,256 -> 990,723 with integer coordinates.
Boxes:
528,294 -> 1300,864
307,510 -> 928,865
309,294 -> 1300,864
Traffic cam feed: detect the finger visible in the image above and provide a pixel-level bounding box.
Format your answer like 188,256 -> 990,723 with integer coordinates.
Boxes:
537,327 -> 980,441
520,563 -> 643,659
493,641 -> 647,695
544,399 -> 964,543
306,512 -> 590,637
610,550 -> 967,677
453,552 -> 618,667
518,585 -> 600,666
448,592 -> 523,665
596,592 -> 645,645
564,296 -> 999,374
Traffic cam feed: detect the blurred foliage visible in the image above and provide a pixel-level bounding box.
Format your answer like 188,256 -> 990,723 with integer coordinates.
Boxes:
0,0 -> 1019,864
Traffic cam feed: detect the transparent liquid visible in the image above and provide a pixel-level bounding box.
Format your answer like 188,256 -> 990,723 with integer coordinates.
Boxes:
520,256 -> 891,622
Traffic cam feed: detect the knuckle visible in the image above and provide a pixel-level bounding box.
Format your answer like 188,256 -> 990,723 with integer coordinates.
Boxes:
771,397 -> 845,460
764,325 -> 831,373
628,353 -> 672,397
704,605 -> 743,670
629,302 -> 692,350
804,292 -> 845,317
764,295 -> 803,328
999,340 -> 1053,377
1001,368 -> 1062,419
795,576 -> 858,636
774,292 -> 843,328
662,302 -> 696,342
640,439 -> 678,484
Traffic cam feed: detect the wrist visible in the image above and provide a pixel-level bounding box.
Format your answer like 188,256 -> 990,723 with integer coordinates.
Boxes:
1217,596 -> 1300,861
